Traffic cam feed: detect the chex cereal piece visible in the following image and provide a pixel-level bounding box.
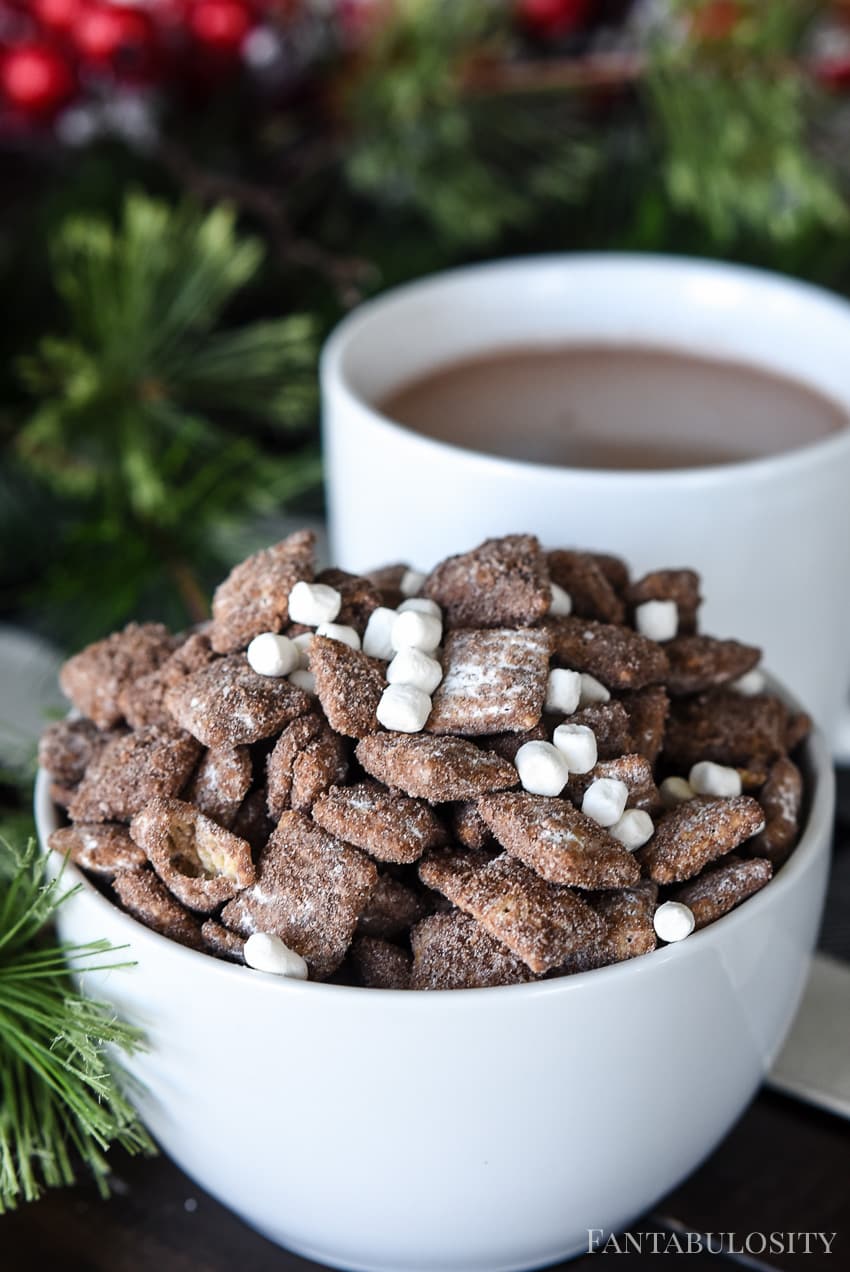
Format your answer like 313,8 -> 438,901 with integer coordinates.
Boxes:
266,714 -> 348,820
221,811 -> 377,980
364,562 -> 408,609
201,919 -> 245,962
312,780 -> 446,865
357,872 -> 427,939
350,937 -> 412,990
638,795 -> 765,884
184,745 -> 252,828
38,718 -> 114,786
479,725 -> 547,764
568,754 -> 660,814
130,797 -> 255,913
628,569 -> 701,634
315,568 -> 383,634
450,801 -> 495,851
418,850 -> 604,974
410,911 -> 535,990
585,551 -> 630,594
749,756 -> 804,866
310,635 -> 386,738
423,534 -> 551,629
568,702 -> 632,760
210,530 -> 315,654
671,855 -> 773,929
60,622 -> 177,729
119,631 -> 215,730
165,654 -> 312,747
68,725 -> 201,823
594,881 -> 658,963
477,792 -> 640,890
48,823 -> 146,877
547,616 -> 669,690
546,550 -> 625,623
426,628 -> 552,736
664,690 -> 788,769
621,686 -> 669,764
664,635 -> 761,696
356,734 -> 517,803
112,869 -> 204,950
231,788 -> 274,854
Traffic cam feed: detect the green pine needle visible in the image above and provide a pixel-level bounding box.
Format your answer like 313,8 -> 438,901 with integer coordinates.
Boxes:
0,835 -> 155,1214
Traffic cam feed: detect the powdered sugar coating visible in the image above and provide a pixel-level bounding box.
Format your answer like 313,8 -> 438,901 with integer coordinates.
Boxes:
39,718 -> 116,786
112,869 -> 204,950
418,850 -> 604,974
664,635 -> 761,697
119,631 -> 215,729
350,937 -> 412,990
546,550 -> 625,624
68,725 -> 201,823
48,822 -> 146,877
221,811 -> 377,980
210,530 -> 315,654
310,636 -> 386,738
749,756 -> 803,866
165,654 -> 312,747
639,795 -> 765,884
477,791 -> 640,890
130,796 -> 255,912
423,534 -> 551,629
547,616 -> 669,690
671,855 -> 773,929
426,628 -> 552,736
184,744 -> 252,828
356,733 -> 517,803
60,622 -> 177,729
357,873 -> 427,939
410,911 -> 535,990
266,714 -> 348,819
312,780 -> 446,864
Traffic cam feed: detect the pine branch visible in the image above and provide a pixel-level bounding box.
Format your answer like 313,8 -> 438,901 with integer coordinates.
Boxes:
0,834 -> 155,1213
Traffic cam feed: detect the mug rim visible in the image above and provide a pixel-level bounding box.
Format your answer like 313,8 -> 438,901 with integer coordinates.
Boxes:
321,252 -> 850,486
34,698 -> 834,1006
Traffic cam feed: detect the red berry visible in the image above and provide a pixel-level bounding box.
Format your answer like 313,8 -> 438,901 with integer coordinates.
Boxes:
518,0 -> 591,38
73,4 -> 160,81
0,41 -> 75,116
188,0 -> 253,53
31,0 -> 84,35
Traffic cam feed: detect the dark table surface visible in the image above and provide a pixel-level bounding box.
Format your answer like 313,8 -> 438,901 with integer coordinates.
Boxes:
6,775 -> 850,1272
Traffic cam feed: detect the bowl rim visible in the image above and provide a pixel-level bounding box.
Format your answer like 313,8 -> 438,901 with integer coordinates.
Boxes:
34,696 -> 834,1007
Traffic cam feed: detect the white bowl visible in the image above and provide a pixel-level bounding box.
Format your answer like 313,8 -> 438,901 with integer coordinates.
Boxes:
35,722 -> 833,1272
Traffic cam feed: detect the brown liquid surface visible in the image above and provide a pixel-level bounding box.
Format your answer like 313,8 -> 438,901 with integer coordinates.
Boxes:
379,345 -> 847,470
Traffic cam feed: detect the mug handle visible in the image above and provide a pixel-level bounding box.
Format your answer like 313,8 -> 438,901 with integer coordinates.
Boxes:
834,708 -> 850,766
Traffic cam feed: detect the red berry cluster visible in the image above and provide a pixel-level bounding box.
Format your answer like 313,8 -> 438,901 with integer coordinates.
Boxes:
0,0 -> 263,122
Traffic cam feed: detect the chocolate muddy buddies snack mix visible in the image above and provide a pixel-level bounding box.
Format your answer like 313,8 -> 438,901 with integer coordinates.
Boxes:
42,530 -> 811,987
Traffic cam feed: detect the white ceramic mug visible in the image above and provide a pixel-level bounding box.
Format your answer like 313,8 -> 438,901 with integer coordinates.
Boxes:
321,254 -> 850,749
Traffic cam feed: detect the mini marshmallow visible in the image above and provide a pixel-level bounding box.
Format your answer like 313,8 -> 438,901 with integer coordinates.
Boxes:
315,622 -> 361,651
362,606 -> 397,660
288,580 -> 341,627
548,583 -> 573,617
246,632 -> 300,678
610,808 -> 654,850
688,760 -> 742,798
514,740 -> 570,797
579,673 -> 611,707
288,668 -> 317,694
398,596 -> 442,619
653,901 -> 695,944
386,647 -> 443,695
292,631 -> 313,668
376,683 -> 432,733
552,723 -> 598,774
244,931 -> 309,979
544,668 -> 581,715
391,609 -> 442,654
634,599 -> 678,642
733,668 -> 766,695
660,775 -> 695,808
582,777 -> 629,828
400,568 -> 427,598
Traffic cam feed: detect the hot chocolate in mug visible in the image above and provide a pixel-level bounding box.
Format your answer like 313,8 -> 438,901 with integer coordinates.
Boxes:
321,255 -> 850,750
